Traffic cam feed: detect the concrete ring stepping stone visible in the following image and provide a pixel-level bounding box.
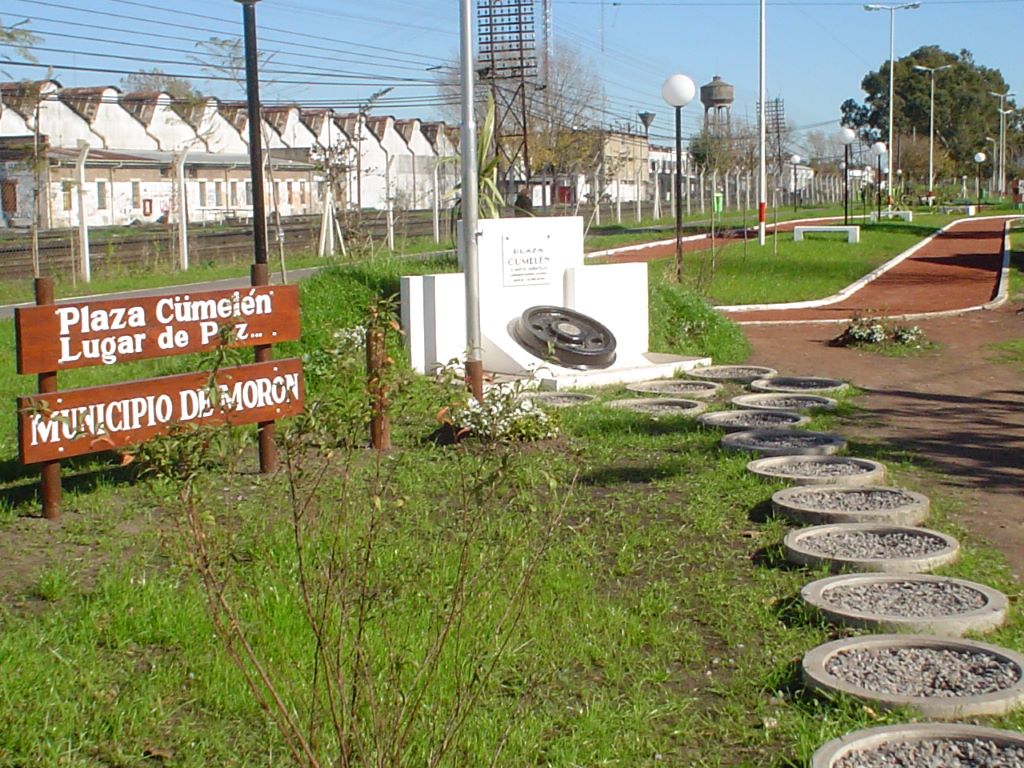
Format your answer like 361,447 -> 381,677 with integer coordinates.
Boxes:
720,428 -> 846,456
802,634 -> 1024,719
731,393 -> 838,412
698,409 -> 809,432
686,364 -> 778,384
604,398 -> 706,418
750,376 -> 849,394
783,523 -> 959,573
801,573 -> 1009,636
747,456 -> 887,487
772,486 -> 930,526
517,391 -> 595,408
626,379 -> 722,398
812,723 -> 1024,768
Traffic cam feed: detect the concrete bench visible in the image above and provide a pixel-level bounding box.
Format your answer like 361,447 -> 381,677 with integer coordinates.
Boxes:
869,210 -> 913,223
793,225 -> 860,244
940,204 -> 977,216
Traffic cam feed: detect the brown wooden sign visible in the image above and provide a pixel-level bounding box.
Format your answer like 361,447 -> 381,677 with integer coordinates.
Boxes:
16,285 -> 300,374
18,358 -> 304,464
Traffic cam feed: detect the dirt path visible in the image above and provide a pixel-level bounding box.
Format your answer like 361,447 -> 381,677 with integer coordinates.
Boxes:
722,216 -> 1024,577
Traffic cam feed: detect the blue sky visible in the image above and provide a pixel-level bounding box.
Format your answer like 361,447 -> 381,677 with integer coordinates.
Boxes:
3,0 -> 1020,153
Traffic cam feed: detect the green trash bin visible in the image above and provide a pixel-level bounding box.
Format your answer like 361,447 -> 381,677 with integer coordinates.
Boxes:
713,192 -> 724,214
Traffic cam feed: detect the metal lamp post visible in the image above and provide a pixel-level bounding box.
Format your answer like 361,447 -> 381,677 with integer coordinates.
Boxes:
974,151 -> 986,206
989,90 -> 1014,195
661,74 -> 696,282
838,126 -> 856,224
871,141 -> 887,220
864,2 -> 920,207
790,154 -> 800,212
912,63 -> 951,202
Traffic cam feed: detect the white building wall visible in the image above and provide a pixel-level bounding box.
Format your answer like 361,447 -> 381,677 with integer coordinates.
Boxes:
144,94 -> 204,152
76,89 -> 158,150
0,102 -> 30,135
397,120 -> 439,210
32,82 -> 106,149
194,101 -> 247,154
343,117 -> 388,210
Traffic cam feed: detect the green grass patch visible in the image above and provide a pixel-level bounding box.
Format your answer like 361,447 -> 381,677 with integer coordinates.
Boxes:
3,218 -> 1018,767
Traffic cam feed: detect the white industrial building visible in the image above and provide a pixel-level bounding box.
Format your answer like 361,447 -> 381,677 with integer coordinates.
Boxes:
0,79 -> 463,230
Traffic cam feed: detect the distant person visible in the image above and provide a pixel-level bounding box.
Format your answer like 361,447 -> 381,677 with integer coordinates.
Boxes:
514,186 -> 533,217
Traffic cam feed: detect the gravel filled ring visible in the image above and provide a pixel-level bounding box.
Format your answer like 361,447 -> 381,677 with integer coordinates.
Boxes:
749,376 -> 850,394
626,379 -> 722,399
801,574 -> 1009,636
747,456 -> 887,487
812,723 -> 1024,768
731,393 -> 838,412
517,391 -> 595,408
720,428 -> 847,456
698,409 -> 810,432
686,364 -> 778,383
783,523 -> 959,573
604,398 -> 706,417
802,634 -> 1024,718
772,486 -> 930,526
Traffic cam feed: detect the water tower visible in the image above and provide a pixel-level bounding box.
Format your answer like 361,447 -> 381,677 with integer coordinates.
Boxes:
700,75 -> 734,134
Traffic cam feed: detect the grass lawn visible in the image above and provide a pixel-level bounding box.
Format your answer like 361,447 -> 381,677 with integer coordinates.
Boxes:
1,217 -> 1021,766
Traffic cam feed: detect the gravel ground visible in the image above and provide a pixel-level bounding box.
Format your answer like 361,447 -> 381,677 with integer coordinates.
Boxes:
731,431 -> 839,448
801,530 -> 949,559
687,365 -> 776,382
834,738 -> 1024,768
766,459 -> 871,478
521,392 -> 594,408
607,398 -> 702,416
785,489 -> 920,511
821,580 -> 989,617
753,376 -> 848,392
733,394 -> 836,410
702,410 -> 804,429
825,646 -> 1021,698
628,380 -> 720,396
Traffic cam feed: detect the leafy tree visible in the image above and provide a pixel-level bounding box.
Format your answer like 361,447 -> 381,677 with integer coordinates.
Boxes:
0,17 -> 40,78
844,46 -> 1018,173
120,68 -> 202,102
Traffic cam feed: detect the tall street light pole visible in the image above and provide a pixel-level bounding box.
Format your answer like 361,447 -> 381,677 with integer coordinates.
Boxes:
661,74 -> 696,283
459,0 -> 483,401
912,63 -> 950,201
838,126 -> 856,224
758,0 -> 767,245
974,151 -> 986,206
989,91 -> 1013,195
865,3 -> 919,208
871,140 -> 887,221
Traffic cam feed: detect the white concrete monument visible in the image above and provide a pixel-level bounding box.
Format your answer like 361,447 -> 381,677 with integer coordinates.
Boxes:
400,216 -> 709,389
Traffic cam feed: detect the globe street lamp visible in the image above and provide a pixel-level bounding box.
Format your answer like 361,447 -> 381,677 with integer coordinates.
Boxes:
790,154 -> 801,212
871,141 -> 887,220
864,2 -> 920,207
662,73 -> 696,282
974,151 -> 986,206
838,126 -> 857,224
912,63 -> 951,202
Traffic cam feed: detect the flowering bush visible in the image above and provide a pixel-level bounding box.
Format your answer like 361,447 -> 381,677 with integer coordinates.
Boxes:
844,318 -> 888,344
833,317 -> 927,349
446,384 -> 558,443
892,325 -> 924,345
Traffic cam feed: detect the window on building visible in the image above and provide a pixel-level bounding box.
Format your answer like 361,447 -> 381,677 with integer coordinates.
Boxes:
245,182 -> 253,206
62,181 -> 73,211
230,181 -> 239,207
131,181 -> 141,209
299,181 -> 306,206
199,181 -> 209,207
287,181 -> 294,206
215,181 -> 224,207
97,180 -> 108,210
1,180 -> 17,214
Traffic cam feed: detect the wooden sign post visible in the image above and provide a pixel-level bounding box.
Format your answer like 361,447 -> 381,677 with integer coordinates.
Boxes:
15,283 -> 304,519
